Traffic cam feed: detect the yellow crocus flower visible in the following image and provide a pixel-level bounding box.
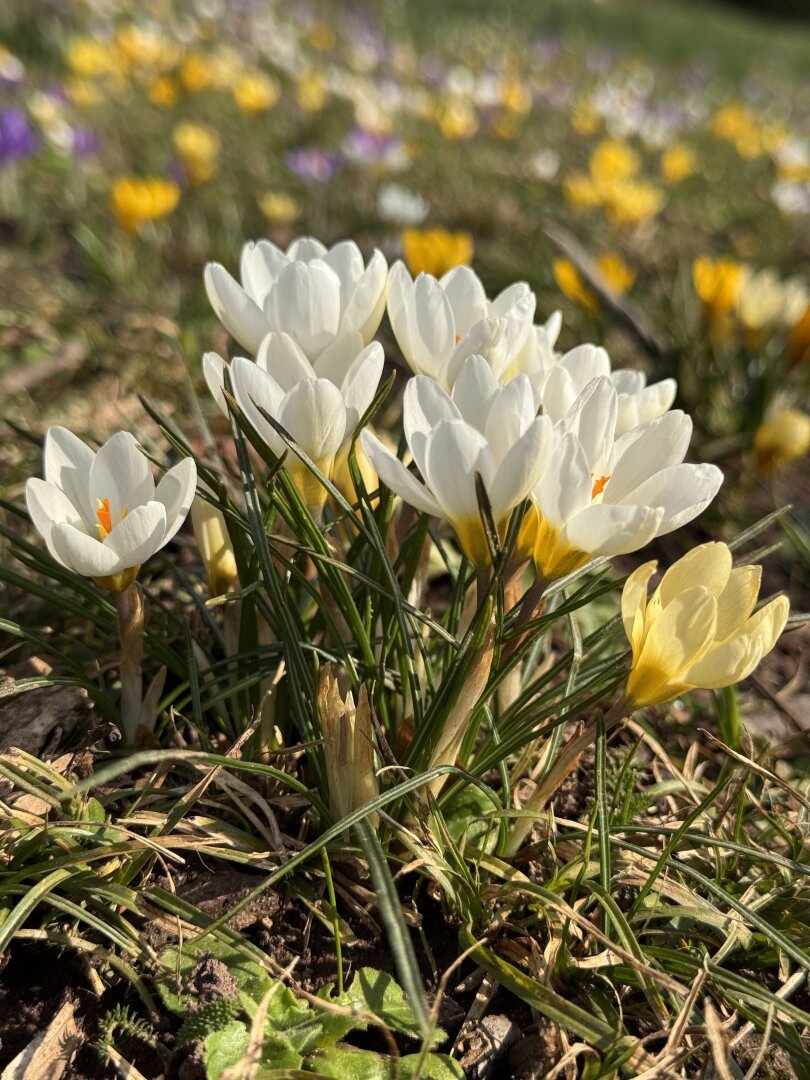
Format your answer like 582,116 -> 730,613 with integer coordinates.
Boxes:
590,138 -> 641,184
258,191 -> 301,226
190,493 -> 239,598
401,227 -> 473,277
233,71 -> 280,113
111,177 -> 180,233
173,122 -> 220,184
660,144 -> 696,183
623,543 -> 789,708
692,257 -> 744,322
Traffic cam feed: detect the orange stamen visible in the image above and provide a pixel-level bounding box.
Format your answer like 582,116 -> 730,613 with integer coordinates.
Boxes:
96,498 -> 128,540
591,474 -> 610,499
96,497 -> 112,538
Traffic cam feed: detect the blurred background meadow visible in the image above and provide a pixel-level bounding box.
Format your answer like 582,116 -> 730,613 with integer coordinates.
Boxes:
1,0 -> 809,560
2,2 -> 810,1075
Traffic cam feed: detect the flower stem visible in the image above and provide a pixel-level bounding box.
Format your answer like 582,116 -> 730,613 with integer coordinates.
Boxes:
115,582 -> 145,745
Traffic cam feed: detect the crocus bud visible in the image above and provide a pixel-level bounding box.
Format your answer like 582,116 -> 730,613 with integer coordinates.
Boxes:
191,491 -> 238,597
319,665 -> 378,824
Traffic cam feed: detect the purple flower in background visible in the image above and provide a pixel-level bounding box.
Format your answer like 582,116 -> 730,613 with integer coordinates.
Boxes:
71,125 -> 99,156
0,107 -> 38,164
284,146 -> 342,183
342,128 -> 409,171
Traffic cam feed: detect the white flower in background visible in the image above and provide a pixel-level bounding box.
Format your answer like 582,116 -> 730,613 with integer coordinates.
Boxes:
205,237 -> 388,357
771,179 -> 810,218
530,149 -> 560,182
387,262 -> 536,387
361,355 -> 552,565
211,336 -> 384,514
535,343 -> 677,436
736,268 -> 809,338
26,428 -> 196,592
523,378 -> 723,582
376,182 -> 430,226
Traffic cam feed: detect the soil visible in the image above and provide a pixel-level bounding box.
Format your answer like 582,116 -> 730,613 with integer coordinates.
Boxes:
0,860 -> 555,1079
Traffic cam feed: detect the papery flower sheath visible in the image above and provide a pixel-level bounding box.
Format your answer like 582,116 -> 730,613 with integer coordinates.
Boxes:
204,236 -> 387,357
623,542 -> 789,707
386,261 -> 536,387
26,428 -> 196,592
361,355 -> 552,565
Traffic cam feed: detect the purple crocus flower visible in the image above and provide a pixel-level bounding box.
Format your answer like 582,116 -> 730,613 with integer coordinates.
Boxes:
71,126 -> 99,156
284,146 -> 342,184
0,107 -> 39,164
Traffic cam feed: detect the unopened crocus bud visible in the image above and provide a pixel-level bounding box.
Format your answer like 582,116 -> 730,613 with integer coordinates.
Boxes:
319,665 -> 378,824
623,542 -> 788,708
191,491 -> 238,597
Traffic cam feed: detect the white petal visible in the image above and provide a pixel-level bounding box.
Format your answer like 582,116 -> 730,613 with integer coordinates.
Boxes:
278,378 -> 347,463
341,342 -> 385,431
256,332 -> 314,389
154,458 -> 197,544
288,236 -> 328,262
451,354 -> 499,432
404,376 -> 460,478
490,282 -> 534,320
439,266 -> 488,336
607,411 -> 693,502
50,522 -> 121,577
489,416 -> 552,519
444,317 -> 511,385
543,309 -> 562,347
533,431 -> 592,527
241,240 -> 288,305
412,274 -> 456,376
312,332 -> 365,388
340,248 -> 388,341
203,352 -> 228,414
562,502 -> 663,557
267,261 -> 342,358
105,501 -> 168,566
26,477 -> 84,555
89,432 -> 155,525
424,420 -> 493,523
559,343 -> 611,389
386,261 -> 418,370
360,429 -> 442,517
564,377 -> 617,472
484,375 -> 537,459
622,463 -> 723,535
204,263 -> 268,354
231,356 -> 285,454
43,426 -> 95,523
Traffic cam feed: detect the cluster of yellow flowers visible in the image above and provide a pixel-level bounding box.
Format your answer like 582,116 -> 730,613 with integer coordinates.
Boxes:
563,138 -> 665,227
401,228 -> 474,277
711,103 -> 786,161
553,252 -> 635,315
110,177 -> 180,233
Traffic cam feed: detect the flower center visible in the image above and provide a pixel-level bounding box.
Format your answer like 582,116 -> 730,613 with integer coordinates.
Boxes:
96,497 -> 128,540
591,474 -> 611,499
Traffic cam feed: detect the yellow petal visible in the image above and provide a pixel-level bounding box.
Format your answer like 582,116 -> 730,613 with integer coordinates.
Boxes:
627,587 -> 717,707
621,560 -> 657,656
685,595 -> 789,688
655,542 -> 731,608
714,564 -> 761,642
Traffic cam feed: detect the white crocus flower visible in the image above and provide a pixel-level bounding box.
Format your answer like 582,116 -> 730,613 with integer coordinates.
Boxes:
502,309 -> 563,385
386,262 -> 536,388
361,355 -> 552,565
537,343 -> 677,436
523,378 -> 723,582
204,237 -> 388,358
211,336 -> 384,515
26,428 -> 196,592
